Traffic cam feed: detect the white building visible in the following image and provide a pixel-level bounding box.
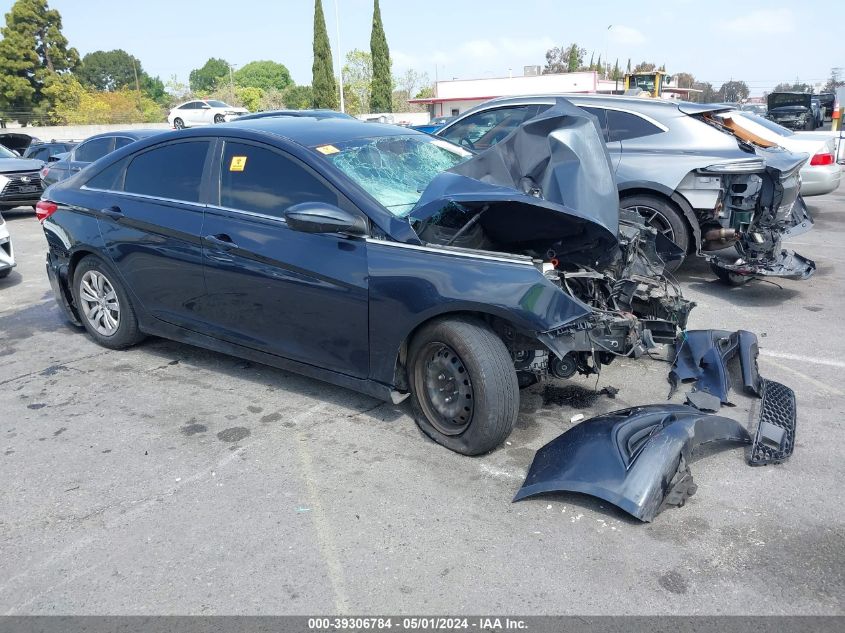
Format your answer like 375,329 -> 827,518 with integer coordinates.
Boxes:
410,70 -> 621,118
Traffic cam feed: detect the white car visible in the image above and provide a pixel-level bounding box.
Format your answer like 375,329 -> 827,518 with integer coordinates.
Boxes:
719,111 -> 842,196
0,211 -> 14,279
166,100 -> 248,129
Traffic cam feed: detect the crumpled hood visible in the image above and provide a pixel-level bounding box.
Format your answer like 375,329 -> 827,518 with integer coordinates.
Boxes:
409,99 -> 620,261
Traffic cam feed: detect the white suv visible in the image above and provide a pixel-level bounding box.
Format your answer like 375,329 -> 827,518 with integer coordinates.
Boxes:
167,100 -> 248,129
0,211 -> 15,279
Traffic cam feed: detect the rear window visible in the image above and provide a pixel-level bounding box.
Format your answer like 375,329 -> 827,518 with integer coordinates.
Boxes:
124,141 -> 209,203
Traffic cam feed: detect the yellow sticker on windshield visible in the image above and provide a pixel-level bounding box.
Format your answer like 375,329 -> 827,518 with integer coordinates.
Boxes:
315,144 -> 340,155
229,156 -> 247,171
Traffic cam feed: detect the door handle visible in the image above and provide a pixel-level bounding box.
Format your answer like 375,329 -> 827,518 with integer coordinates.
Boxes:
204,234 -> 237,249
100,205 -> 123,219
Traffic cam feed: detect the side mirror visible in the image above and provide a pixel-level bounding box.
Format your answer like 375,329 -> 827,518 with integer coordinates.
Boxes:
284,202 -> 367,236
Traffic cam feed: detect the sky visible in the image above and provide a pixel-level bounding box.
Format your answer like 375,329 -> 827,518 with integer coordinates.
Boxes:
3,0 -> 842,96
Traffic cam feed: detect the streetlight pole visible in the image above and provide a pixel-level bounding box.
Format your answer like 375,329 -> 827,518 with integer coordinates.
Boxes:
228,63 -> 236,104
334,0 -> 345,113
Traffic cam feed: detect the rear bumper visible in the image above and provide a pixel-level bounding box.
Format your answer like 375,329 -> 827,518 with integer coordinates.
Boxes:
800,163 -> 842,196
45,251 -> 82,326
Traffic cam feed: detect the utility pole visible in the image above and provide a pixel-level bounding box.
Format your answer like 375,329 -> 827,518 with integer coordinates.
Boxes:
334,0 -> 345,112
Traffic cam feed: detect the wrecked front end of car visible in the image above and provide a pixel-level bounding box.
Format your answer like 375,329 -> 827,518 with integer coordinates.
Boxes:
407,100 -> 694,382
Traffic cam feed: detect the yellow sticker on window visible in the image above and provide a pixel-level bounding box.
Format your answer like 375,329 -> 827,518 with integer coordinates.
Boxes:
229,156 -> 247,171
315,144 -> 340,155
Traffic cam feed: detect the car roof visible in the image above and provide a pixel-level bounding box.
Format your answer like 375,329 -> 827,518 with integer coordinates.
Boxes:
83,129 -> 165,142
473,93 -> 688,109
235,109 -> 352,121
223,116 -> 413,146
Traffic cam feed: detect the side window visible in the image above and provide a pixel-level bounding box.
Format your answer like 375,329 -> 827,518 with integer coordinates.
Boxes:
86,157 -> 129,191
579,107 -> 610,142
74,137 -> 114,163
113,137 -> 135,150
606,110 -> 663,142
219,141 -> 339,216
124,141 -> 209,202
180,102 -> 194,110
440,105 -> 539,151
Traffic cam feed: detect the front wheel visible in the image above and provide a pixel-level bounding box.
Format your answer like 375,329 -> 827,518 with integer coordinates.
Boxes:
408,318 -> 519,455
72,256 -> 145,349
621,194 -> 691,272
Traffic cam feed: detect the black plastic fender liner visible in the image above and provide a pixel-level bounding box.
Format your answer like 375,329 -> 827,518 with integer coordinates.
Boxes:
513,405 -> 751,522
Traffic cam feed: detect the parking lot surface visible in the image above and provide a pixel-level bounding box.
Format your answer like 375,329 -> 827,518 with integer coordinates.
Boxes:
1,186 -> 843,615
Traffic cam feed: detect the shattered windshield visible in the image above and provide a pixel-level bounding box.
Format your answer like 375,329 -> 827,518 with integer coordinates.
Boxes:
315,134 -> 471,216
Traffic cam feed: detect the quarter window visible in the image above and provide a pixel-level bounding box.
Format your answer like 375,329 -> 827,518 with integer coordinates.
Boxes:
75,138 -> 113,163
113,137 -> 135,150
219,141 -> 339,216
124,141 -> 209,202
606,111 -> 663,142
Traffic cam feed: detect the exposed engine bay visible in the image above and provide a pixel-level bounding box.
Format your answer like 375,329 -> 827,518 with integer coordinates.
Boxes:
408,100 -> 695,381
694,113 -> 816,280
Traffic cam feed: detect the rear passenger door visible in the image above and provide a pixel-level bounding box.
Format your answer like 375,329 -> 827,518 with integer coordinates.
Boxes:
89,139 -> 212,330
198,139 -> 370,377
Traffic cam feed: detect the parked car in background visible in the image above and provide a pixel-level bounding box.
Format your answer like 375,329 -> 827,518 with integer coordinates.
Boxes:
23,141 -> 77,162
436,94 -> 813,282
739,103 -> 767,116
0,143 -> 44,212
412,116 -> 456,135
41,130 -> 163,187
167,100 -> 248,129
766,92 -> 818,130
234,109 -> 354,122
0,132 -> 40,156
37,109 -> 693,455
0,210 -> 14,279
718,111 -> 841,196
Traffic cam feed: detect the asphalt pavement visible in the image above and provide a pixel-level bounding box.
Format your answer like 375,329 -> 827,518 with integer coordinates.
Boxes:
0,185 -> 843,615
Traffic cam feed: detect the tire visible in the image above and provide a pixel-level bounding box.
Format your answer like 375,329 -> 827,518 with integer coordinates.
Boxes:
408,317 -> 519,455
710,262 -> 753,286
621,194 -> 691,272
72,255 -> 144,349
214,114 -> 225,124
173,118 -> 184,129
805,118 -> 814,131
0,268 -> 10,279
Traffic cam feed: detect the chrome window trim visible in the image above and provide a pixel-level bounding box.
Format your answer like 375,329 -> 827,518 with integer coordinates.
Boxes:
79,186 -> 203,207
365,237 -> 534,265
566,103 -> 669,132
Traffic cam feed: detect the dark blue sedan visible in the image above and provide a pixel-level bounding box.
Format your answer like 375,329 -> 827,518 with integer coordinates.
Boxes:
37,112 -> 688,455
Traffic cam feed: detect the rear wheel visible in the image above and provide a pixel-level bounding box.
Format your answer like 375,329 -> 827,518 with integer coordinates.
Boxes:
173,118 -> 184,129
72,256 -> 144,349
621,194 -> 691,272
408,317 -> 519,455
214,114 -> 225,124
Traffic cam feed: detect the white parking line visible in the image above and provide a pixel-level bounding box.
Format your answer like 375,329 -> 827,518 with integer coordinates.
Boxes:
760,350 -> 845,369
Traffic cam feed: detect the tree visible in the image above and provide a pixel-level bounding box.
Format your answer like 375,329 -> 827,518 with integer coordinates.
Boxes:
626,59 -> 631,73
312,0 -> 337,109
0,0 -> 79,118
78,50 -> 140,91
691,81 -> 717,103
611,59 -> 622,82
234,60 -> 292,92
823,67 -> 844,94
283,84 -> 314,109
141,74 -> 167,104
773,81 -> 810,93
717,80 -> 749,102
632,61 -> 656,73
189,58 -> 229,94
588,52 -> 594,71
392,68 -> 429,112
369,0 -> 392,112
595,54 -> 602,78
566,44 -> 585,73
342,49 -> 372,114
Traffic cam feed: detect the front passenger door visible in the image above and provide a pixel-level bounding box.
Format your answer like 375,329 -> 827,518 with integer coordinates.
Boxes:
199,140 -> 370,377
438,105 -> 542,151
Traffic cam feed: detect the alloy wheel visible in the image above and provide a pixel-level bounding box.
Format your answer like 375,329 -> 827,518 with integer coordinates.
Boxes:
79,270 -> 121,336
626,204 -> 676,242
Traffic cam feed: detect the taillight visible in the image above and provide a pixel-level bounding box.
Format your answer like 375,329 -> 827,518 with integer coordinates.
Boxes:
35,200 -> 58,223
810,152 -> 834,166
40,165 -> 50,180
